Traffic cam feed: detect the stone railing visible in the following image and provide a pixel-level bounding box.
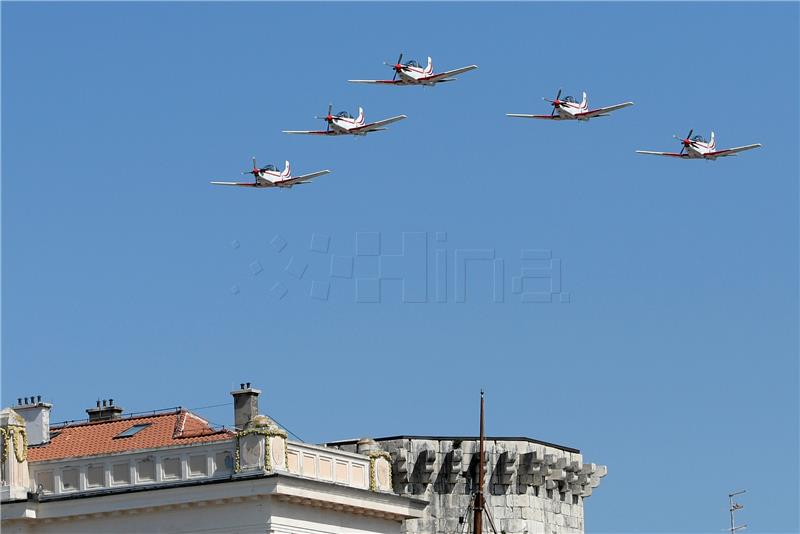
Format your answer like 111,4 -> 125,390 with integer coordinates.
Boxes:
285,441 -> 372,490
234,417 -> 393,493
28,440 -> 236,497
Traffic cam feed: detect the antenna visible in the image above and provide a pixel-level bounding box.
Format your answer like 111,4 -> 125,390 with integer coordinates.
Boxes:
728,490 -> 747,534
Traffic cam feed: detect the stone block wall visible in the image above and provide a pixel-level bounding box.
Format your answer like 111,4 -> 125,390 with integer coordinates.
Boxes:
330,437 -> 606,534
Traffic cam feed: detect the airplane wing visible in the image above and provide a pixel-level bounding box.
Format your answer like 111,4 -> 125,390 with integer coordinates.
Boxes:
347,79 -> 402,85
704,144 -> 762,157
210,181 -> 259,187
351,115 -> 407,132
282,129 -> 336,135
635,150 -> 688,158
280,170 -> 331,186
575,102 -> 634,119
506,113 -> 566,120
421,65 -> 478,83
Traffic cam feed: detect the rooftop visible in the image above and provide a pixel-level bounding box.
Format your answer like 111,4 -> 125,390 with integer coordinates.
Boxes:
28,408 -> 234,462
327,435 -> 580,454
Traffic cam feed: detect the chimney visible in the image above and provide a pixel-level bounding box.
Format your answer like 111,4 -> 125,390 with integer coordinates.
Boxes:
86,398 -> 124,422
15,396 -> 53,445
231,383 -> 261,430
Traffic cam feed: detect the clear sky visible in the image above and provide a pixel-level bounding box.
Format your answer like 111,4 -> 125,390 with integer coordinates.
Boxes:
2,2 -> 798,532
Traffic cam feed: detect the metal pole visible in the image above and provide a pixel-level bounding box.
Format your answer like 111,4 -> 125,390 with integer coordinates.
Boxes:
728,489 -> 746,533
473,390 -> 485,534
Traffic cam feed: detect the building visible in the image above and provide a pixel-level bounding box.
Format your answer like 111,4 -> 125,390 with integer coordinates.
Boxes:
1,384 -> 606,533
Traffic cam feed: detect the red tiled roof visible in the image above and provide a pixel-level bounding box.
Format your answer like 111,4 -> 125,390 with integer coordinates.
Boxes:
28,409 -> 234,462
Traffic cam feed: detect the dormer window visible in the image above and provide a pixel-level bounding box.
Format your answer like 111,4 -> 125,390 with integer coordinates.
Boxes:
114,423 -> 151,439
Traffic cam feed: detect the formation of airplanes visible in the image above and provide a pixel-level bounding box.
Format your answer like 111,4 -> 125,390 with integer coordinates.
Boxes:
211,53 -> 762,191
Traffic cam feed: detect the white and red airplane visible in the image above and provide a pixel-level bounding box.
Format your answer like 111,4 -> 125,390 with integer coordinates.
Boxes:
507,89 -> 633,121
348,53 -> 478,86
636,129 -> 762,160
211,158 -> 331,189
283,104 -> 406,136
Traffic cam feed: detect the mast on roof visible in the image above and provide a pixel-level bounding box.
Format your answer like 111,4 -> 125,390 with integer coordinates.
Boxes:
473,390 -> 485,534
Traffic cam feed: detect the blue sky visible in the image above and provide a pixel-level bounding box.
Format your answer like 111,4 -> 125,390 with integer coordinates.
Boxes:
2,2 -> 798,532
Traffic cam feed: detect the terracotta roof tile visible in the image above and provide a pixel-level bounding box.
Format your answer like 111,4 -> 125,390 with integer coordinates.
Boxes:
28,410 -> 234,462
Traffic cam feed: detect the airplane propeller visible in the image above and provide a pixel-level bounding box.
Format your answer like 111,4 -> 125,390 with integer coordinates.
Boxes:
383,52 -> 404,81
314,103 -> 334,132
543,89 -> 563,116
243,157 -> 260,182
673,128 -> 694,154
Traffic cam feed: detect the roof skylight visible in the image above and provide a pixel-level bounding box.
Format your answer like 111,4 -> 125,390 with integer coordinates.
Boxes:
114,423 -> 151,439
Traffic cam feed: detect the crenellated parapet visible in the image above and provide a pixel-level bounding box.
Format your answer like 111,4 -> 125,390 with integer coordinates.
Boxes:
367,437 -> 606,499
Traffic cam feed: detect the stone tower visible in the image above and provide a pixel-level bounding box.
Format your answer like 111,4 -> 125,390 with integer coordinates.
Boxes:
329,436 -> 607,534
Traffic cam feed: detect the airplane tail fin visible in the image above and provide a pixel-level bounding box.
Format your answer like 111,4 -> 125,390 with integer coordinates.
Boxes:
356,107 -> 365,125
581,92 -> 588,110
710,131 -> 716,149
425,56 -> 433,74
282,160 -> 291,178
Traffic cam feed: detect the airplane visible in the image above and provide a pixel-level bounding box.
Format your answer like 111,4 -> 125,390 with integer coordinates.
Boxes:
210,158 -> 331,189
507,89 -> 633,121
283,104 -> 406,136
636,129 -> 762,160
348,53 -> 478,86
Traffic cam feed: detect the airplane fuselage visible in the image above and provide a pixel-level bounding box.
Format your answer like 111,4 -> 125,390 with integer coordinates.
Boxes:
553,99 -> 590,120
329,114 -> 367,135
397,63 -> 437,85
254,166 -> 295,187
681,138 -> 718,159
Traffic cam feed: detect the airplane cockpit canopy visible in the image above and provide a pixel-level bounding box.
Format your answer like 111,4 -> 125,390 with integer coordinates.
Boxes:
405,59 -> 420,68
692,134 -> 706,143
261,164 -> 278,172
337,111 -> 353,119
564,95 -> 576,103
